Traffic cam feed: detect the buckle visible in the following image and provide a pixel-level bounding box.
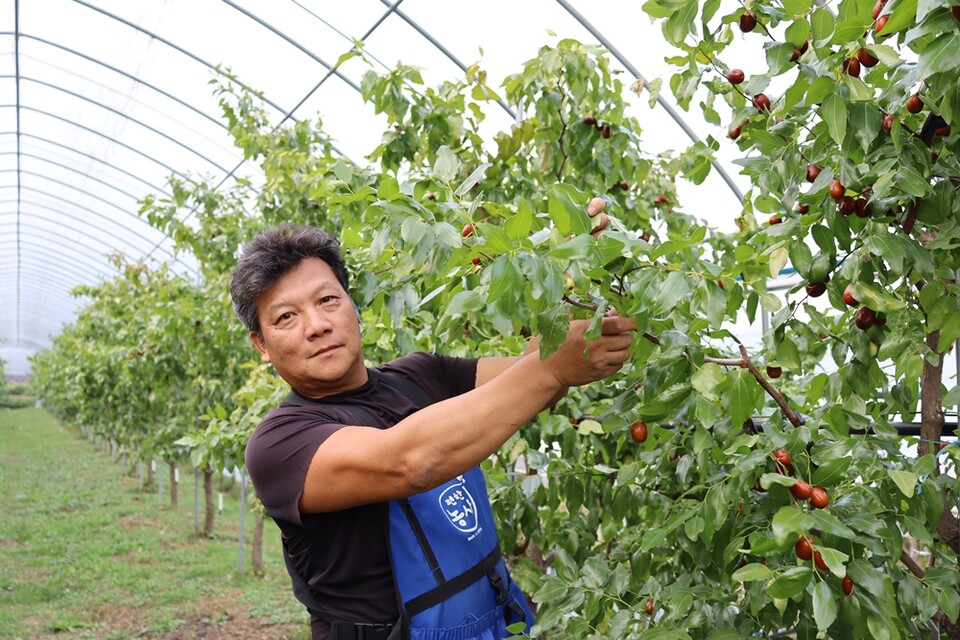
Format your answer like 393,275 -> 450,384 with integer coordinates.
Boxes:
331,621 -> 393,640
487,571 -> 509,604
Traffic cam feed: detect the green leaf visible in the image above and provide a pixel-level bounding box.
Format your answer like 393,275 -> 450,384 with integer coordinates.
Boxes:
782,0 -> 813,17
866,615 -> 897,640
549,234 -> 595,260
692,362 -> 724,400
705,632 -> 741,640
732,562 -> 773,582
486,256 -> 521,305
848,558 -> 887,598
888,470 -> 918,497
784,18 -> 811,45
847,281 -> 906,312
533,576 -> 569,604
445,290 -> 484,316
937,304 -> 960,352
769,245 -> 789,278
897,165 -> 932,197
333,158 -> 353,183
810,511 -> 855,539
766,42 -> 797,76
581,555 -> 607,589
641,629 -> 693,640
813,582 -> 838,631
821,93 -> 847,146
655,271 -> 692,313
851,103 -> 881,152
652,225 -> 707,260
546,184 -> 592,237
772,506 -> 815,545
862,234 -> 932,275
944,385 -> 960,408
767,566 -> 812,599
789,240 -> 813,278
432,145 -> 459,182
722,369 -> 763,432
377,177 -> 400,199
661,0 -> 699,46
881,0 -> 918,36
818,546 -> 850,578
641,527 -> 669,552
505,199 -> 534,241
806,77 -> 835,107
810,8 -> 836,43
916,32 -> 960,81
940,587 -> 960,626
454,163 -> 492,197
576,419 -> 603,435
834,17 -> 871,44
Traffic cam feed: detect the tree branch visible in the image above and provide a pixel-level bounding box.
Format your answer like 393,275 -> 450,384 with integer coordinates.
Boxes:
560,297 -> 804,426
739,345 -> 804,427
900,549 -> 925,579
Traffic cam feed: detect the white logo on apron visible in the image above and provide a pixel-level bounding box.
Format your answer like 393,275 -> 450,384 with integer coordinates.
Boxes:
438,475 -> 479,534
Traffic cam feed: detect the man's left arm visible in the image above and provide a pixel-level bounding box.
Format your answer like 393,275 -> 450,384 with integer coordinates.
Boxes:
476,339 -> 567,409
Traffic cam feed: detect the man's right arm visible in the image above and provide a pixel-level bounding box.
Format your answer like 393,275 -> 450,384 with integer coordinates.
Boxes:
298,314 -> 636,514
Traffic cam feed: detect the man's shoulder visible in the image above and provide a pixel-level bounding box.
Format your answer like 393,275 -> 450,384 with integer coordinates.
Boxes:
249,402 -> 342,442
378,352 -> 471,376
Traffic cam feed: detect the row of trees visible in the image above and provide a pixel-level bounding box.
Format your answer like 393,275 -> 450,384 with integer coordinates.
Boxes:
0,356 -> 8,406
31,0 -> 959,635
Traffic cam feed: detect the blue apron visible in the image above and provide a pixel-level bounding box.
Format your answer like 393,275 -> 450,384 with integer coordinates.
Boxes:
282,369 -> 535,640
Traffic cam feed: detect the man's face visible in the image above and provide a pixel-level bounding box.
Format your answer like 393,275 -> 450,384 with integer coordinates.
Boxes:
249,258 -> 366,397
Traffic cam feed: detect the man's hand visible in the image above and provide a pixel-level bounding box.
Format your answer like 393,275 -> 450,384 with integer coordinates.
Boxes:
541,315 -> 636,388
587,197 -> 609,238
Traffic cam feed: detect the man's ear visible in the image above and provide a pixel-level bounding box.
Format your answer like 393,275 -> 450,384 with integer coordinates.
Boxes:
249,331 -> 271,363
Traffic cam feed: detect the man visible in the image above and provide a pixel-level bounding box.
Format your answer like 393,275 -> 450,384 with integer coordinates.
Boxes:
230,200 -> 635,639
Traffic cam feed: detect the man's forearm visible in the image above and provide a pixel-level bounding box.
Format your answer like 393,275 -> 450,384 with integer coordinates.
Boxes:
390,352 -> 565,492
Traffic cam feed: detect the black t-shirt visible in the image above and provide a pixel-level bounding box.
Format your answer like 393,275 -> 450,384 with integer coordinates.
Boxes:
244,352 -> 478,638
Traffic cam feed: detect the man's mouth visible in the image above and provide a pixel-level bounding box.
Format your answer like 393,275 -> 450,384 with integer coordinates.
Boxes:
310,345 -> 340,358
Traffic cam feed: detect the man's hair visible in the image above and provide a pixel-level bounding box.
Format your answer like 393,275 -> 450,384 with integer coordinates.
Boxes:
230,223 -> 350,334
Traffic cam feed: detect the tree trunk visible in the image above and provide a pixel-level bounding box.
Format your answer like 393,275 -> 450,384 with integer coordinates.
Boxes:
921,331 -> 960,640
203,466 -> 216,538
146,460 -> 155,491
168,461 -> 178,507
918,331 -> 945,460
251,510 -> 265,577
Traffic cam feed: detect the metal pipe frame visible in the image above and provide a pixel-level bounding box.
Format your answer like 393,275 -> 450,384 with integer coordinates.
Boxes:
69,0 -> 297,121
11,172 -> 166,238
16,33 -> 229,130
375,0 -> 517,120
0,260 -> 104,291
220,0 -> 361,93
0,152 -> 143,202
0,131 -> 171,196
8,184 -> 186,266
1,104 -> 189,181
554,0 -> 745,203
5,77 -> 235,175
0,231 -> 115,278
0,205 -> 154,265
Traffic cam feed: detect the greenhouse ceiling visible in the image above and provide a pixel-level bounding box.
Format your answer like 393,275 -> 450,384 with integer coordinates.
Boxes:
0,0 -> 748,378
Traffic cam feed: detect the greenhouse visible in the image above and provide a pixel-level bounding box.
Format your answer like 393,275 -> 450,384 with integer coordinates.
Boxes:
1,0 -> 958,638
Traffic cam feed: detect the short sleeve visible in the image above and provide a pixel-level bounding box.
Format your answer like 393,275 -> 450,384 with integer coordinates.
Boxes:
245,408 -> 343,527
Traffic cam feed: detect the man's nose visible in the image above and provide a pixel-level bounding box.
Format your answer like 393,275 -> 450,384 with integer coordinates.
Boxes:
303,308 -> 333,336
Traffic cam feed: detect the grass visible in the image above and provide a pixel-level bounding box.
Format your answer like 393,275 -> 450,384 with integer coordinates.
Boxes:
0,408 -> 311,639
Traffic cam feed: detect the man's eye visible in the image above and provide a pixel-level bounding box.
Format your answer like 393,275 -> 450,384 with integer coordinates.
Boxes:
276,312 -> 294,323
320,296 -> 337,305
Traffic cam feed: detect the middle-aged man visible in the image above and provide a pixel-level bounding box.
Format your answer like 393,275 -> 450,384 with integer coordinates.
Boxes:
230,201 -> 636,640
